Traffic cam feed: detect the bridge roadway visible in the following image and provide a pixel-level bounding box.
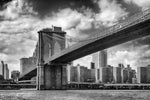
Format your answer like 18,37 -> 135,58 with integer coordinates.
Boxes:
20,9 -> 150,80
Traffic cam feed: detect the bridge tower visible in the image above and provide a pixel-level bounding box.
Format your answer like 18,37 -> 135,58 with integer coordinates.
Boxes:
37,26 -> 67,90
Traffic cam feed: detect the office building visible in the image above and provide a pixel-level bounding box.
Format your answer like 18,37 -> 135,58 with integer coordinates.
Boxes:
0,61 -> 4,76
0,61 -> 9,79
137,65 -> 150,83
92,50 -> 107,68
146,66 -> 150,83
128,69 -> 136,83
67,64 -> 95,83
70,66 -> 78,82
4,64 -> 9,79
113,67 -> 122,83
137,66 -> 147,83
11,70 -> 20,82
100,65 -> 113,83
122,68 -> 129,83
20,57 -> 36,75
92,50 -> 107,83
76,64 -> 93,82
90,68 -> 96,82
115,64 -> 136,84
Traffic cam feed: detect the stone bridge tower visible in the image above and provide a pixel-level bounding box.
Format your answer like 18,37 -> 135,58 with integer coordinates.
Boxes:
37,26 -> 67,90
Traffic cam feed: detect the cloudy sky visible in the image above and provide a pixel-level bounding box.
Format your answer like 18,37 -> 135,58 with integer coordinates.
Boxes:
0,0 -> 150,73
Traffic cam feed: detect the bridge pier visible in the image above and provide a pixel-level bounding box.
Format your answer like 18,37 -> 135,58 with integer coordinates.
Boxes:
37,64 -> 67,90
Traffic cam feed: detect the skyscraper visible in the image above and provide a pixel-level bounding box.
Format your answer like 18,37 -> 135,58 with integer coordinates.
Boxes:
20,57 -> 36,75
137,66 -> 150,84
92,50 -> 107,68
137,66 -> 147,83
0,61 -> 4,76
0,61 -> 9,79
92,49 -> 107,83
4,64 -> 9,79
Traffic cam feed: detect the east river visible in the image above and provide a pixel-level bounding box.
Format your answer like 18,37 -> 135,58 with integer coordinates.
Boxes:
0,89 -> 150,100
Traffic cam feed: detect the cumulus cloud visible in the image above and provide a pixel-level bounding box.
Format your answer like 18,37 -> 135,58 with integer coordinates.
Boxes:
25,0 -> 98,18
38,0 -> 128,38
0,0 -> 37,20
108,50 -> 139,69
95,0 -> 128,26
0,0 -> 147,74
42,8 -> 94,38
73,55 -> 92,69
124,0 -> 150,10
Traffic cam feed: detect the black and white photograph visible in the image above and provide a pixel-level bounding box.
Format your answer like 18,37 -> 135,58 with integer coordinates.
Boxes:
0,0 -> 150,99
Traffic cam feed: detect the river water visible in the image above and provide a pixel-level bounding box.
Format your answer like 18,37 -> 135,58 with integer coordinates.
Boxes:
0,89 -> 149,100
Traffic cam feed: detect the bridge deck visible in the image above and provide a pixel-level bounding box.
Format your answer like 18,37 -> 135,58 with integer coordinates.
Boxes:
49,9 -> 150,63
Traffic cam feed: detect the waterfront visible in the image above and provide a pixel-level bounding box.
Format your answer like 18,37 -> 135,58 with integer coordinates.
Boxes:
0,90 -> 150,100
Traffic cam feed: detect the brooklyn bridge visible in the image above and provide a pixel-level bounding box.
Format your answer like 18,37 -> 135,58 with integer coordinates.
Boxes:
19,8 -> 150,90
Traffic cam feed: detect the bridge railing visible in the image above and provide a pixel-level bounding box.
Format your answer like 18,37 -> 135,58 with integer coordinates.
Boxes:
94,8 -> 150,41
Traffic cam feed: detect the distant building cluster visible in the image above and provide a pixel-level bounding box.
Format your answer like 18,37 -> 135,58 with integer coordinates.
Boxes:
67,63 -> 136,84
19,48 -> 137,84
67,64 -> 96,82
0,61 -> 9,80
67,50 -> 136,84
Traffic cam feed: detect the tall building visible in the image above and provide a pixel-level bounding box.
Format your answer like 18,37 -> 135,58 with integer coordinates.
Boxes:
20,57 -> 36,75
70,66 -> 78,82
92,50 -> 107,83
99,65 -> 113,83
113,67 -> 122,83
0,61 -> 4,76
122,68 -> 129,83
137,66 -> 150,83
76,64 -> 91,82
90,68 -> 96,82
11,70 -> 20,82
99,50 -> 107,68
137,66 -> 147,83
4,64 -> 9,79
0,61 -> 9,79
92,50 -> 107,68
146,66 -> 150,83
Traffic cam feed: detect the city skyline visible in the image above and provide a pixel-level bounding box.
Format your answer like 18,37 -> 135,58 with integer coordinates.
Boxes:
0,0 -> 150,73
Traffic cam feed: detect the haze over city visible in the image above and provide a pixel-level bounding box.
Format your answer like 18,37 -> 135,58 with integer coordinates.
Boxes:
0,0 -> 150,73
